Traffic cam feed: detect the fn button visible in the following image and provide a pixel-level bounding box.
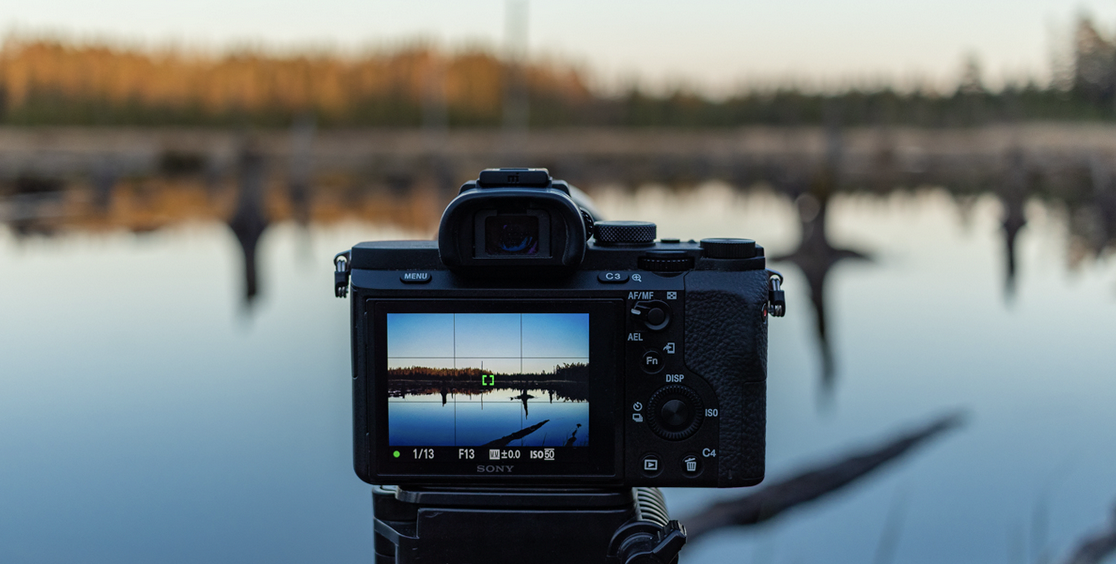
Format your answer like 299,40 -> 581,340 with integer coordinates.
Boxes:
641,350 -> 664,374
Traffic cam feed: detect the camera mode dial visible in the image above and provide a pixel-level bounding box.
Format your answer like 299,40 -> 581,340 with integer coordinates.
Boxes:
700,238 -> 757,259
647,385 -> 704,441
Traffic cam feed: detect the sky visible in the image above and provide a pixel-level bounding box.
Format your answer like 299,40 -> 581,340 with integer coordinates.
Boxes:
5,0 -> 1116,94
387,313 -> 589,374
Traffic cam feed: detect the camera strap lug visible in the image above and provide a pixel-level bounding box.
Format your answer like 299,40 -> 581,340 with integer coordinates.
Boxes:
334,251 -> 351,298
767,270 -> 786,317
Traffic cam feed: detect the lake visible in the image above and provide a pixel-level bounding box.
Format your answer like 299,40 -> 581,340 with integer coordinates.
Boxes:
2,178 -> 1115,564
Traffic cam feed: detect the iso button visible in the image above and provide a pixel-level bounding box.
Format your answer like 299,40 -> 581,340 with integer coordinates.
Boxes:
597,272 -> 629,284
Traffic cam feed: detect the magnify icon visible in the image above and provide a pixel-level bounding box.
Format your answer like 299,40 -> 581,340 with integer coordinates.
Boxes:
632,274 -> 642,282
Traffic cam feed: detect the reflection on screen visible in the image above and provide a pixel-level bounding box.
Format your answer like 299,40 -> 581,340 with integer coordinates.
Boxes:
386,313 -> 590,448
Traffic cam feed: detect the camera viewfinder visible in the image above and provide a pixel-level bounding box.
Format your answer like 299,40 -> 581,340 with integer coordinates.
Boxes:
485,215 -> 540,255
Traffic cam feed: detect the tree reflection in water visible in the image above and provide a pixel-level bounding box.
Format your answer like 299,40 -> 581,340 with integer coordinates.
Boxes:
1000,149 -> 1029,301
227,142 -> 268,307
7,126 -> 1116,397
773,189 -> 871,402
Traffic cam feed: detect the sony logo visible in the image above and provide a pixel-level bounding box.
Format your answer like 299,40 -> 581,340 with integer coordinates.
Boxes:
477,465 -> 515,473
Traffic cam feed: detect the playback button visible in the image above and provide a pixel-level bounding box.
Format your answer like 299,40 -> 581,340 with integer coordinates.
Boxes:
640,453 -> 662,477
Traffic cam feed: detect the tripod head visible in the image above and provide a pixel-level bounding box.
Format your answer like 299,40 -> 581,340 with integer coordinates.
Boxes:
372,486 -> 686,564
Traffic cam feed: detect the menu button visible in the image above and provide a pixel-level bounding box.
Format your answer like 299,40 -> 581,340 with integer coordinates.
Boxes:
400,272 -> 433,284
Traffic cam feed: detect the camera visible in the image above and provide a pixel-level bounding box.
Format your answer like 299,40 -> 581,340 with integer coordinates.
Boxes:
336,168 -> 784,488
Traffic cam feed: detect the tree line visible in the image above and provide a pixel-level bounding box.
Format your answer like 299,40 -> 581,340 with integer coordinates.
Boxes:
388,363 -> 589,382
3,15 -> 1116,128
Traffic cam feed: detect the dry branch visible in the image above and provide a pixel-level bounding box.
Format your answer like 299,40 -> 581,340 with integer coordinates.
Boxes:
1061,505 -> 1116,564
683,411 -> 966,540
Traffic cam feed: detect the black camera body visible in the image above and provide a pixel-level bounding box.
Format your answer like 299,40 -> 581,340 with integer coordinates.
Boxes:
340,169 -> 781,488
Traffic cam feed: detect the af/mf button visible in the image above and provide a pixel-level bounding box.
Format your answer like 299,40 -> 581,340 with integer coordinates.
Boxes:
631,300 -> 671,331
641,350 -> 664,373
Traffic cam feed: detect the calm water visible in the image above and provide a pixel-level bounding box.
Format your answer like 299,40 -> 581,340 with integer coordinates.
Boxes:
388,390 -> 589,447
2,183 -> 1115,564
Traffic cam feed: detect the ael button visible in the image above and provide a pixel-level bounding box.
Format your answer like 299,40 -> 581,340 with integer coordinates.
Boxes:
631,300 -> 671,331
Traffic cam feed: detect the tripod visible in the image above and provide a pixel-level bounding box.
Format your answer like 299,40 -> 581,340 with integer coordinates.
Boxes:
372,486 -> 687,564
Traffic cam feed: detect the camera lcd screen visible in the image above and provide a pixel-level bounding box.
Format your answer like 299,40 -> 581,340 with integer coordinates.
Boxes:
387,313 -> 590,448
370,300 -> 620,481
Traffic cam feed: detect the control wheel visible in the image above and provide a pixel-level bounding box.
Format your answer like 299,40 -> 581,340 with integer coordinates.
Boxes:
646,385 -> 704,441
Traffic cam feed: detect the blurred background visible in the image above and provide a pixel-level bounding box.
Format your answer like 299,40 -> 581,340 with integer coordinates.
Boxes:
2,1 -> 1116,563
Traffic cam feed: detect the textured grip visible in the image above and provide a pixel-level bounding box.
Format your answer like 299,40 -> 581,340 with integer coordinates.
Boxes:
594,221 -> 657,244
684,269 -> 769,486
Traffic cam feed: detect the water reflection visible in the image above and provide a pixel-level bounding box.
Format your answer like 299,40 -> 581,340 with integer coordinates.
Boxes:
4,139 -> 1116,395
227,143 -> 269,305
1082,154 -> 1116,267
3,156 -> 1116,564
287,117 -> 316,227
999,149 -> 1028,300
1,176 -> 66,236
388,385 -> 589,448
768,117 -> 873,399
511,390 -> 535,417
6,127 -> 1116,261
5,127 -> 1116,385
772,190 -> 870,399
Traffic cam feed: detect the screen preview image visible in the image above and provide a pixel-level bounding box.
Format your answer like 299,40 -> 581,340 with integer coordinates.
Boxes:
386,313 -> 590,455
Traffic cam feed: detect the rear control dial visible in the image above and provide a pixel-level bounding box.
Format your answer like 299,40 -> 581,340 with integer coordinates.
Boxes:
646,385 -> 704,441
637,251 -> 693,272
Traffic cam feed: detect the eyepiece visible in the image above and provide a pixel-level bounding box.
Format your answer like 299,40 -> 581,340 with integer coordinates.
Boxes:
485,214 -> 540,255
437,168 -> 588,273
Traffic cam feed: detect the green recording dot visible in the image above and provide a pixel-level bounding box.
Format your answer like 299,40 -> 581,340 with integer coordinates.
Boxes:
393,450 -> 400,458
